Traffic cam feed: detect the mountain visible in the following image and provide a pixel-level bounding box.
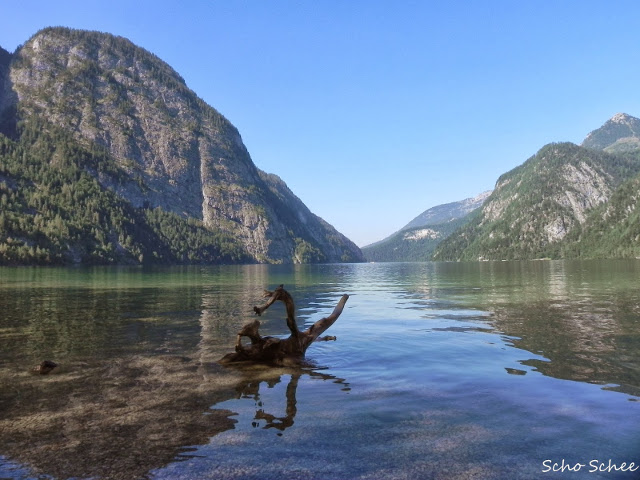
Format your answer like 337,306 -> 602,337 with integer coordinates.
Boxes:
0,46 -> 14,136
0,27 -> 363,265
402,191 -> 491,230
434,114 -> 640,261
361,215 -> 476,262
560,171 -> 640,258
582,113 -> 640,153
361,192 -> 490,262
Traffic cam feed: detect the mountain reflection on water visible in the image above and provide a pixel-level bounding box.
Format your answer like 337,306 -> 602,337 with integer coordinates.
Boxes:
467,260 -> 640,396
0,261 -> 638,480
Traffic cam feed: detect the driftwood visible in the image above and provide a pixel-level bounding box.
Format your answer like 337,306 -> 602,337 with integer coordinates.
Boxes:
219,285 -> 349,366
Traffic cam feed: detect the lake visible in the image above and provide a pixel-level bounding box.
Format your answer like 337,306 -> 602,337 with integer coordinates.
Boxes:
0,261 -> 638,479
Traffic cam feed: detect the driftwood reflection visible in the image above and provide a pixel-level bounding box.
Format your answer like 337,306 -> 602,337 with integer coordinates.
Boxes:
229,367 -> 349,434
241,373 -> 300,431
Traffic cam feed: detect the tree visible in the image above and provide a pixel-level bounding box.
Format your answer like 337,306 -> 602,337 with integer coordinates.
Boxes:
219,285 -> 349,366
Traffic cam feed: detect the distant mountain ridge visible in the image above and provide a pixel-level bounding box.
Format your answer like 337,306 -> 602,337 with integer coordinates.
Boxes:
402,191 -> 491,230
361,192 -> 490,262
0,27 -> 363,265
362,215 -> 476,262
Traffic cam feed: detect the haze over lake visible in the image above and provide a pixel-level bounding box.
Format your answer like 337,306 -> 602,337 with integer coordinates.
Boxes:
0,260 -> 638,479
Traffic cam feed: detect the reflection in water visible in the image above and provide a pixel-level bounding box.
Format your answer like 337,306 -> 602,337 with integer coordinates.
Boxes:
0,262 -> 639,479
374,260 -> 640,397
491,297 -> 640,396
466,261 -> 640,396
0,265 -> 352,479
0,358 -> 348,480
225,367 -> 349,434
246,372 -> 300,431
0,354 -> 240,480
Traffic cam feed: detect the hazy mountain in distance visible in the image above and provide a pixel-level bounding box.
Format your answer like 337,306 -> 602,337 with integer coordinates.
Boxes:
402,191 -> 492,230
361,192 -> 490,262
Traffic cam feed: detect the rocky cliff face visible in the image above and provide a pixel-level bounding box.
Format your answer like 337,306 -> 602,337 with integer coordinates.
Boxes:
561,171 -> 640,258
0,46 -> 16,136
480,145 -> 614,233
1,27 -> 363,264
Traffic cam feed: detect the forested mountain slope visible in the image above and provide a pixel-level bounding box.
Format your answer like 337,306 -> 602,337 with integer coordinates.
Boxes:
0,27 -> 363,265
434,119 -> 640,261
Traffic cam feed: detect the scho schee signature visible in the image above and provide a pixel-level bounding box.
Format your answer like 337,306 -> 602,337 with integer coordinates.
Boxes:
542,459 -> 638,474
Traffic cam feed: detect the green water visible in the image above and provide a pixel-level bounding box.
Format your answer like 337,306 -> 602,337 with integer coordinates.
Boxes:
0,261 -> 638,479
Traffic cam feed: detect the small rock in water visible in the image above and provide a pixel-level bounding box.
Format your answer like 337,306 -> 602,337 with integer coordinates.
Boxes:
33,360 -> 58,375
317,335 -> 337,342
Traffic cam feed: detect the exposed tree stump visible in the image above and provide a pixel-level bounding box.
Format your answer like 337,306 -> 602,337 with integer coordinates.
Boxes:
219,285 -> 349,366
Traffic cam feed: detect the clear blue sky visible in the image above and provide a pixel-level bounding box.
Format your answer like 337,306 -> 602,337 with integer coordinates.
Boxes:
2,1 -> 640,246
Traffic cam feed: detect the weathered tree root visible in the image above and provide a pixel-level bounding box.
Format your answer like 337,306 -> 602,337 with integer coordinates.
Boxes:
219,285 -> 349,366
